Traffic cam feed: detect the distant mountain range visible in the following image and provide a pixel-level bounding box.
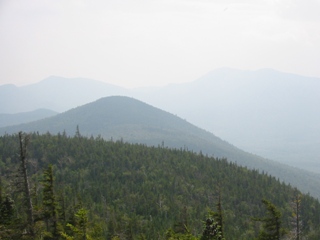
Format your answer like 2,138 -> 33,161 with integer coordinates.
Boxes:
1,95 -> 320,199
0,76 -> 128,113
1,68 -> 319,173
0,108 -> 57,128
136,68 -> 320,172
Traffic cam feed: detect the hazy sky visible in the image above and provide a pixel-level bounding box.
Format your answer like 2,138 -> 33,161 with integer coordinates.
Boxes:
1,0 -> 320,88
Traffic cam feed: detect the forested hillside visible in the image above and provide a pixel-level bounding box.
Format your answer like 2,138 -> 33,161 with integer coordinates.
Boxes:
1,96 -> 320,199
1,133 -> 320,239
2,69 -> 319,173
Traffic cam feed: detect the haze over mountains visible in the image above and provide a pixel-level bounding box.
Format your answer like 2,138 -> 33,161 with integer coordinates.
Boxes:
1,68 -> 319,173
138,68 -> 320,172
0,109 -> 57,128
0,76 -> 128,113
1,95 -> 320,199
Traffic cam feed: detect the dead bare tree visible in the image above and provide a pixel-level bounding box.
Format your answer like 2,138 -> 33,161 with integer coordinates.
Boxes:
18,131 -> 34,237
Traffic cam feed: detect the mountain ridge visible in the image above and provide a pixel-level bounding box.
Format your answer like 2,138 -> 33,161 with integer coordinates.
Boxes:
0,108 -> 58,128
1,68 -> 319,173
1,95 -> 320,199
0,76 -> 129,113
134,68 -> 320,172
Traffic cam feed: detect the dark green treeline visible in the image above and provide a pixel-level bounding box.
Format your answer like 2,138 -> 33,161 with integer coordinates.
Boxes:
0,132 -> 320,239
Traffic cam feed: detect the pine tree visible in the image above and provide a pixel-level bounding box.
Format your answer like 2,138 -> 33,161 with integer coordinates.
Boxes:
254,199 -> 286,240
0,196 -> 16,239
201,214 -> 224,240
0,195 -> 15,225
214,189 -> 224,239
42,164 -> 59,239
61,207 -> 92,240
0,177 -> 21,239
201,187 -> 224,240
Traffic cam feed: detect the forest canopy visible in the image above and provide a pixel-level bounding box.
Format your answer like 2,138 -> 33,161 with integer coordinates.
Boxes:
0,132 -> 320,239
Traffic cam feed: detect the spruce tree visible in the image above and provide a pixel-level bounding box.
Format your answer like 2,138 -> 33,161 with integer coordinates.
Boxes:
42,164 -> 59,239
254,199 -> 286,240
61,207 -> 91,240
201,215 -> 224,240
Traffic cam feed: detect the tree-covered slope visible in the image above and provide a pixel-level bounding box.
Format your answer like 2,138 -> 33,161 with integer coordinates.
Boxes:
0,133 -> 320,239
0,96 -> 320,200
2,69 -> 319,173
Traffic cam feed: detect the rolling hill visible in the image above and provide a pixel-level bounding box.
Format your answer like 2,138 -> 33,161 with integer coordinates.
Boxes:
1,96 -> 319,199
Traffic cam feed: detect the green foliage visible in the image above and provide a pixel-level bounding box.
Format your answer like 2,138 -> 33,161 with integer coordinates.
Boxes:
166,227 -> 199,240
2,96 -> 320,200
254,199 -> 286,240
61,208 -> 92,240
0,186 -> 23,239
0,195 -> 15,225
286,190 -> 303,240
0,195 -> 17,239
200,210 -> 224,240
41,164 -> 60,239
0,132 -> 320,239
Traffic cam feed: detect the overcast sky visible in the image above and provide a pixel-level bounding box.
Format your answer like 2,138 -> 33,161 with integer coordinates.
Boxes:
1,0 -> 320,88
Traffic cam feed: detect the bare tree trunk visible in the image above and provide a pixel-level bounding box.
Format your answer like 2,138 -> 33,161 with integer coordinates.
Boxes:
293,193 -> 302,240
18,131 -> 34,236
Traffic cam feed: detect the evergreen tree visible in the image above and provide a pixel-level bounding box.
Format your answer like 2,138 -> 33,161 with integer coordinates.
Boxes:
201,188 -> 224,240
166,227 -> 199,240
42,164 -> 59,239
214,188 -> 224,239
0,195 -> 15,225
173,206 -> 189,234
61,207 -> 91,240
254,199 -> 286,240
201,214 -> 224,240
0,186 -> 21,239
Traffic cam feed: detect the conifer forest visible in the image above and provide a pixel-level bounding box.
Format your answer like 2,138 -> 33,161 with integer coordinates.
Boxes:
1,132 -> 320,239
